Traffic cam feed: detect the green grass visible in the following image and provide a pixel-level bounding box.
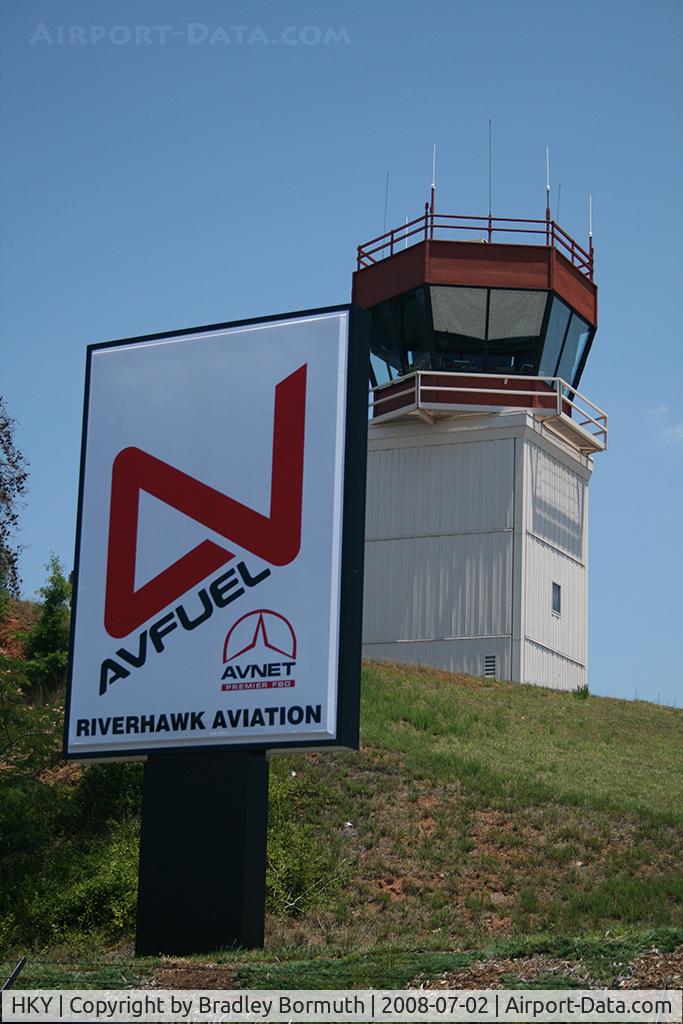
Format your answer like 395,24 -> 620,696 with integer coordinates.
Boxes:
360,663 -> 683,822
2,660 -> 682,989
235,928 -> 683,989
258,663 -> 683,955
7,928 -> 682,990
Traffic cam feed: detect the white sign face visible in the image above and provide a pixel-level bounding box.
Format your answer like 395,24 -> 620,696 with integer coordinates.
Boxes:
65,309 -> 367,759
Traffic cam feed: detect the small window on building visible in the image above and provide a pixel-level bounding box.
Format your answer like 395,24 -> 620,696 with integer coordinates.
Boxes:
552,582 -> 562,616
484,655 -> 496,678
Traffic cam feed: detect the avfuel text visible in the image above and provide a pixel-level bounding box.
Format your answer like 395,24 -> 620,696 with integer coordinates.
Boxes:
99,560 -> 270,695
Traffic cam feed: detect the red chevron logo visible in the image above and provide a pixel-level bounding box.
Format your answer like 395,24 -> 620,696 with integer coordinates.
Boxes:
104,364 -> 307,638
223,609 -> 297,663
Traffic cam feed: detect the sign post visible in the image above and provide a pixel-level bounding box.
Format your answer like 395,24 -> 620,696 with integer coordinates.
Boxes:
64,307 -> 369,953
136,750 -> 269,954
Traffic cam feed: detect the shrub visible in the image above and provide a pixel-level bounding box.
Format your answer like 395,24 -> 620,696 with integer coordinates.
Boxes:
0,652 -> 62,883
21,555 -> 71,693
66,763 -> 143,832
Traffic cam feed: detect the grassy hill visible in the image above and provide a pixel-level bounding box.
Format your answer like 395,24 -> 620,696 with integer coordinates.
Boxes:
2,660 -> 682,990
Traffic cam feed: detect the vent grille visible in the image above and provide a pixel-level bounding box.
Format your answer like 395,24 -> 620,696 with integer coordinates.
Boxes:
484,655 -> 496,678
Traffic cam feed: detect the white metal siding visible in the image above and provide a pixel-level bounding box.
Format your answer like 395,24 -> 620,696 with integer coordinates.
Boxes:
363,532 -> 512,643
524,639 -> 586,691
524,534 -> 586,665
365,438 -> 514,540
363,638 -> 511,680
526,443 -> 586,561
362,416 -> 593,691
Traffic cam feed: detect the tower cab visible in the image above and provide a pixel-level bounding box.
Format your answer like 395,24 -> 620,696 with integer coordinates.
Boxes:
353,206 -> 605,453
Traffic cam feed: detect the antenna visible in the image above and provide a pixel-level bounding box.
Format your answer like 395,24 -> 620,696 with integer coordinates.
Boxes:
589,193 -> 593,238
431,144 -> 436,216
545,146 -> 551,244
383,172 -> 390,233
488,119 -> 493,217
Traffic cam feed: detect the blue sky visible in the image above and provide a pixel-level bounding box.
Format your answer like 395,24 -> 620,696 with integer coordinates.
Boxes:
2,0 -> 681,705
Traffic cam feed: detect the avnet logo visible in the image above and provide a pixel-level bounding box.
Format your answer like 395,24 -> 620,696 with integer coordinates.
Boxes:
221,610 -> 297,692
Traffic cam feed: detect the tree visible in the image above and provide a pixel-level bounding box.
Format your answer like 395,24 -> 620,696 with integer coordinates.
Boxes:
0,396 -> 29,599
0,564 -> 9,624
23,555 -> 72,692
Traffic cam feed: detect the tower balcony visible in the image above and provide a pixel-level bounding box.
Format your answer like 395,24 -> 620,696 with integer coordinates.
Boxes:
369,370 -> 607,454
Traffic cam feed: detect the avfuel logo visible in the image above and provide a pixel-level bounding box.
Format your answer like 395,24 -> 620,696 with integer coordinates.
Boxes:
221,610 -> 297,692
97,365 -> 306,697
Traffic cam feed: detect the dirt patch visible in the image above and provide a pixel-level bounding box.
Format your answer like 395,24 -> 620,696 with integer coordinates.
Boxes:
480,913 -> 513,936
376,876 -> 405,899
40,761 -> 84,787
418,945 -> 683,990
149,963 -> 237,990
0,601 -> 38,657
417,954 -> 592,988
618,945 -> 683,989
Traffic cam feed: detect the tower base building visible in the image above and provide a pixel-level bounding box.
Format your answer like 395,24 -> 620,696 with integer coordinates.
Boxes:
363,410 -> 592,690
353,204 -> 606,690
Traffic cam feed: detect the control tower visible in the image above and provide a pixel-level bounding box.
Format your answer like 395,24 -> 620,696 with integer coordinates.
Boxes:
353,202 -> 606,690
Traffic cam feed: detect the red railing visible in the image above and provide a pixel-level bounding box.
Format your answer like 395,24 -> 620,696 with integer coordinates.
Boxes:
356,205 -> 594,279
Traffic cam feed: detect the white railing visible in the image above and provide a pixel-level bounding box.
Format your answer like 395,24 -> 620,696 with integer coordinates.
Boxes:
370,371 -> 607,450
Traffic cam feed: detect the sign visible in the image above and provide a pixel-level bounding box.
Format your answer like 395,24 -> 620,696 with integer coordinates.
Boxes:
64,307 -> 369,759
